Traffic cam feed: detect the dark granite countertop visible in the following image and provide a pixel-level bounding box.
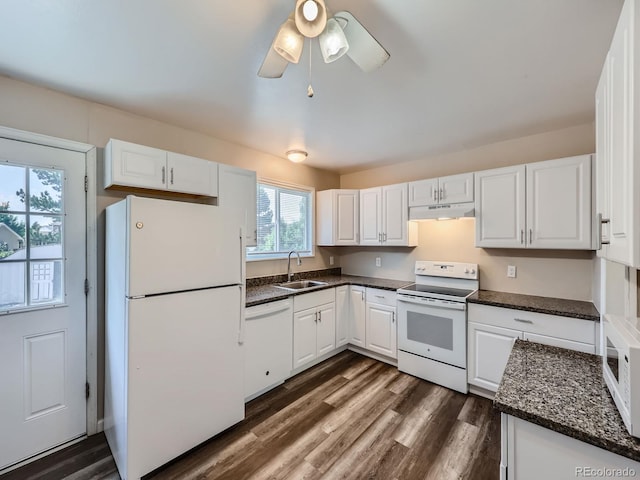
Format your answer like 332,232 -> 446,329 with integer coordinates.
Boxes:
494,340 -> 640,462
246,270 -> 412,308
468,289 -> 600,321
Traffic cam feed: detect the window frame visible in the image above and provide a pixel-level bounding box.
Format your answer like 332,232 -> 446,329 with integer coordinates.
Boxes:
247,178 -> 315,262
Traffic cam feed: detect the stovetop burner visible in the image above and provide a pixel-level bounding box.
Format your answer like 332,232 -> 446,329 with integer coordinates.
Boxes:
399,284 -> 475,298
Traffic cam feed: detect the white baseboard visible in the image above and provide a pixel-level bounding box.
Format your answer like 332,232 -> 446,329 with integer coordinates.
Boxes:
469,384 -> 495,400
0,435 -> 86,476
97,418 -> 104,433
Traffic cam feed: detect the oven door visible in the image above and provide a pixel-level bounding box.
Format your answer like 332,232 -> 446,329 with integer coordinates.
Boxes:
397,294 -> 466,368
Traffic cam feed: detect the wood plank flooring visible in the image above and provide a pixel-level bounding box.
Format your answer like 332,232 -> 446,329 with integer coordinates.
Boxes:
1,351 -> 500,480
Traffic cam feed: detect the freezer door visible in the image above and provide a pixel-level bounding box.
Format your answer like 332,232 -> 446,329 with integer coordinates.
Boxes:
126,286 -> 244,479
127,196 -> 243,297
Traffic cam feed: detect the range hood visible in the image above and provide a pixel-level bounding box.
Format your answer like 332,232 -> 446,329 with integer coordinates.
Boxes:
409,202 -> 475,220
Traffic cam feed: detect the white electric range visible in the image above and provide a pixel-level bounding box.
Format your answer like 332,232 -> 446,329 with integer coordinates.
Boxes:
396,261 -> 479,393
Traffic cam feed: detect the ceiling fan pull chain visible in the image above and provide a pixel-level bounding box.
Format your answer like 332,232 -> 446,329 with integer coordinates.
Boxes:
307,38 -> 314,98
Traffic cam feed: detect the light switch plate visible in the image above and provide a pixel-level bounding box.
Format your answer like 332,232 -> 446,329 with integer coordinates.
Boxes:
507,265 -> 517,278
376,257 -> 381,267
329,256 -> 334,265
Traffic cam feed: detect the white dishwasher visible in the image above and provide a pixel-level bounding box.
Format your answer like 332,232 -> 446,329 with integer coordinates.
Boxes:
244,299 -> 293,401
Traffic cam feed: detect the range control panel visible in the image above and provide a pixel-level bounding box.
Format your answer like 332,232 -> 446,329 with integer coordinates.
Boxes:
414,261 -> 479,280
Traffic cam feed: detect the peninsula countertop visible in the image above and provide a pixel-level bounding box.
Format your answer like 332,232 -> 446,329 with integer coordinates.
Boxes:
494,339 -> 640,462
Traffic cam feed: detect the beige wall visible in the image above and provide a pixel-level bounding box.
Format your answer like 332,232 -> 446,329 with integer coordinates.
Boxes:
340,124 -> 597,301
0,74 -> 340,419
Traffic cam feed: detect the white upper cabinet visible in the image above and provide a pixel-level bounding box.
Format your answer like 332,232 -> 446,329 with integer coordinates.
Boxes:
476,156 -> 593,250
316,189 -> 359,246
526,156 -> 592,250
475,165 -> 526,248
360,183 -> 418,246
595,0 -> 640,268
104,139 -> 218,197
167,152 -> 218,197
409,173 -> 474,207
217,164 -> 257,247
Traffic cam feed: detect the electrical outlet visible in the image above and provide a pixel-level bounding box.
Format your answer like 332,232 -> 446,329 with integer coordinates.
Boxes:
375,257 -> 381,267
507,265 -> 517,278
329,256 -> 334,266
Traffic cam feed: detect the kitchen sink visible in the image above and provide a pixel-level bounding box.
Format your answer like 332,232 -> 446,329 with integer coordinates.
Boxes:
275,280 -> 329,291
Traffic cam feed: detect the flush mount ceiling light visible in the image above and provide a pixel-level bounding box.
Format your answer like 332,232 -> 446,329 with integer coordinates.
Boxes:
258,1 -> 390,79
286,150 -> 308,163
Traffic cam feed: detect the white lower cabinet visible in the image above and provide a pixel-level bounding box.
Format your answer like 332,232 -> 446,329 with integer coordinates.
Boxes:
349,286 -> 366,348
502,414 -> 640,480
468,304 -> 596,394
365,288 -> 397,359
244,300 -> 292,400
293,289 -> 336,369
468,322 -> 523,392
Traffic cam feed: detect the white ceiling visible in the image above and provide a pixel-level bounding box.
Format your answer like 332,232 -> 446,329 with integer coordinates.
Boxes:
0,1 -> 623,173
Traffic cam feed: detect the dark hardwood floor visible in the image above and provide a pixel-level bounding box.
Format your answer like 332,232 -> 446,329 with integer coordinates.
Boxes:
1,351 -> 500,480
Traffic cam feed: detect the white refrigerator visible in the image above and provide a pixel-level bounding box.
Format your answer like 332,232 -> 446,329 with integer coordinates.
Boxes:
104,196 -> 246,480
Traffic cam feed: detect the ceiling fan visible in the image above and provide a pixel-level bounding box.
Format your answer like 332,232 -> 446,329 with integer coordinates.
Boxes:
258,0 -> 390,79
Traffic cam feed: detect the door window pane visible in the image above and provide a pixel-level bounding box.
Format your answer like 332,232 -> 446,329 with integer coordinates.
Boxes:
28,168 -> 63,214
0,164 -> 26,212
29,215 -> 63,259
0,262 -> 26,309
0,214 -> 26,258
30,260 -> 63,305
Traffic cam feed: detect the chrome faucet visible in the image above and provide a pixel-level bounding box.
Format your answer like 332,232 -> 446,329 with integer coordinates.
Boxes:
287,250 -> 302,282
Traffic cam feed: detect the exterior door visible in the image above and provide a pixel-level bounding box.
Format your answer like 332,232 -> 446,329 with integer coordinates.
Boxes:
0,137 -> 87,470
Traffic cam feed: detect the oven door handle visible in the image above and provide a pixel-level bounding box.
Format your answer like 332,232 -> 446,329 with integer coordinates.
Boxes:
397,296 -> 466,310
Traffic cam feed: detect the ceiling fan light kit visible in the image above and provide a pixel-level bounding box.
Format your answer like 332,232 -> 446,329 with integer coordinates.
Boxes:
286,149 -> 308,163
294,0 -> 327,38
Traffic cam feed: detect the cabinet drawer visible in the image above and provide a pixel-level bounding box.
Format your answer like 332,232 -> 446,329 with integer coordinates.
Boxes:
468,304 -> 595,345
294,288 -> 335,312
366,288 -> 396,307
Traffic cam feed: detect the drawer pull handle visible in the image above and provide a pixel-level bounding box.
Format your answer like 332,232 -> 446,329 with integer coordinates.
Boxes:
515,318 -> 534,324
374,295 -> 385,299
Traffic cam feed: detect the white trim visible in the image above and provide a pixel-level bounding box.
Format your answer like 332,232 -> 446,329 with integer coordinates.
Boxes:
85,147 -> 99,435
0,126 -> 93,153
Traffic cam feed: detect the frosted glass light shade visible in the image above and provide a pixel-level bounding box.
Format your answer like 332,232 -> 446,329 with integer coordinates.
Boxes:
274,17 -> 304,63
286,150 -> 308,163
319,18 -> 349,63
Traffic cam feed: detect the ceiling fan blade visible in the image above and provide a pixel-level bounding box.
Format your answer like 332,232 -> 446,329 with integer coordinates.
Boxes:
258,45 -> 289,78
334,11 -> 390,72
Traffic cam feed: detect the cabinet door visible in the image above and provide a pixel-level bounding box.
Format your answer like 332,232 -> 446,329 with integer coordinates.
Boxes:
607,0 -> 637,267
105,139 -> 167,190
360,187 -> 382,245
316,303 -> 336,357
218,165 -> 258,247
439,173 -> 474,204
382,183 -> 409,246
167,152 -> 218,196
526,156 -> 592,250
595,58 -> 611,257
335,190 -> 359,245
475,165 -> 526,248
366,303 -> 397,359
349,286 -> 366,348
293,308 -> 318,369
335,286 -> 349,347
468,321 -> 522,392
408,178 -> 438,207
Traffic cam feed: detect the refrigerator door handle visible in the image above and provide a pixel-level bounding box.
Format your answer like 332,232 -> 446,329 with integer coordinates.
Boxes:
238,226 -> 246,344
